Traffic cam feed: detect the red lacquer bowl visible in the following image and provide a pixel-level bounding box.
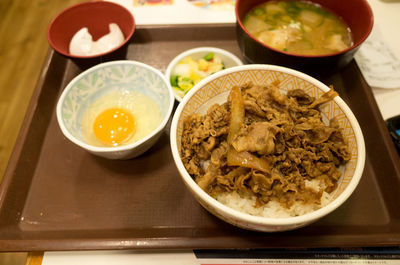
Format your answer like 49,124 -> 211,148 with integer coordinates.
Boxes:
47,1 -> 135,59
235,0 -> 374,76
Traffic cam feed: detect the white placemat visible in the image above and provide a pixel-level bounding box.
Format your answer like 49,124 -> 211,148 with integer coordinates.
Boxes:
106,0 -> 236,25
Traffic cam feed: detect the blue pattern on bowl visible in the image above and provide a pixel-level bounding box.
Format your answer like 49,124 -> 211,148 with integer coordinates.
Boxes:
60,62 -> 171,143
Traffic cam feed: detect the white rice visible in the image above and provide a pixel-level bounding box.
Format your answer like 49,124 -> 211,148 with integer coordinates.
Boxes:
215,180 -> 332,218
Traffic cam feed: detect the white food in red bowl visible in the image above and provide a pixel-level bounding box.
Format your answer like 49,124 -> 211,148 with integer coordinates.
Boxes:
170,64 -> 365,232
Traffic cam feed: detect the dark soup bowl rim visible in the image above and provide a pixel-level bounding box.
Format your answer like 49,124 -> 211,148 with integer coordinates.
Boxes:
235,0 -> 374,59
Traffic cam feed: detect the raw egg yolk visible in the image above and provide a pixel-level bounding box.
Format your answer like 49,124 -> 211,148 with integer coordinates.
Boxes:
93,108 -> 135,146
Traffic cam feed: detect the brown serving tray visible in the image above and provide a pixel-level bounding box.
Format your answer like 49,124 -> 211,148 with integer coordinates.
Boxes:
1,24 -> 400,252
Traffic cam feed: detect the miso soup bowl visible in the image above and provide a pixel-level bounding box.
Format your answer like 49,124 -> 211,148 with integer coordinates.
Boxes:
170,64 -> 366,232
235,0 -> 374,75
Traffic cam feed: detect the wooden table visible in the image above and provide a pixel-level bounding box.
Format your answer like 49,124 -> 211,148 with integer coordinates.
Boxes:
0,0 -> 82,264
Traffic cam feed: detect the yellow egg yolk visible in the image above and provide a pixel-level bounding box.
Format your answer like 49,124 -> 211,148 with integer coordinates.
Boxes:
93,108 -> 135,146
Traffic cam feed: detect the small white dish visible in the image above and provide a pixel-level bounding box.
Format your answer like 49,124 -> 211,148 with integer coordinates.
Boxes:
165,47 -> 243,102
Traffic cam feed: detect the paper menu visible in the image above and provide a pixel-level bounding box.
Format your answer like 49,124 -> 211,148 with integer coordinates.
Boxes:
42,248 -> 400,265
105,0 -> 236,25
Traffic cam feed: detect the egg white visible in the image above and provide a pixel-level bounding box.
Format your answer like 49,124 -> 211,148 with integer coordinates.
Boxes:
81,90 -> 162,147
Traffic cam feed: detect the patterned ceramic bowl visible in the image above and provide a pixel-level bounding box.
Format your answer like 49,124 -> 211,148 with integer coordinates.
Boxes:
170,64 -> 365,232
57,60 -> 174,159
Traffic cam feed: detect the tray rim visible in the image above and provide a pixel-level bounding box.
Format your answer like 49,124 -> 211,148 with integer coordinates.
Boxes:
0,48 -> 57,211
1,24 -> 400,252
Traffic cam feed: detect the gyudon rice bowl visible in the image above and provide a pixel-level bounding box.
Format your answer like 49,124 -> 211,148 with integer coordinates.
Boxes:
170,65 -> 365,232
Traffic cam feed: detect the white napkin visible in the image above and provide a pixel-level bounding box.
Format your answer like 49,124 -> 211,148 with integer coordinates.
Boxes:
354,25 -> 400,90
354,24 -> 400,120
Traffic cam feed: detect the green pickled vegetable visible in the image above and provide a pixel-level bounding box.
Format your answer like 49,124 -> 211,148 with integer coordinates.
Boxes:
177,77 -> 194,92
252,7 -> 265,16
170,75 -> 179,87
203,52 -> 214,61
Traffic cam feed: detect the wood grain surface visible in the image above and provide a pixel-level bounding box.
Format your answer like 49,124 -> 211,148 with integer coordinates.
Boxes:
0,0 -> 83,180
0,0 -> 82,263
24,253 -> 44,265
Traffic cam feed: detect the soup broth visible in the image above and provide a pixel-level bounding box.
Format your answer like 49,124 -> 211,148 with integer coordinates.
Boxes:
243,1 -> 353,56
